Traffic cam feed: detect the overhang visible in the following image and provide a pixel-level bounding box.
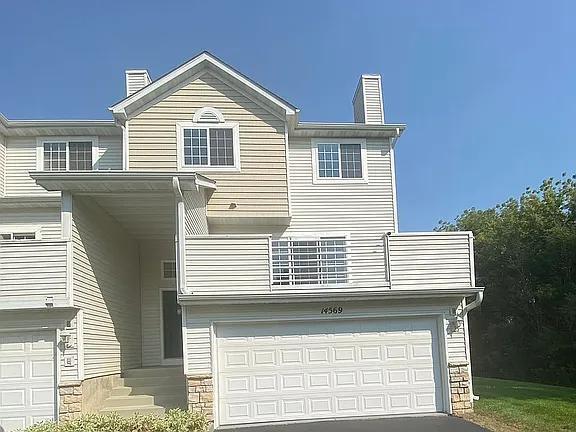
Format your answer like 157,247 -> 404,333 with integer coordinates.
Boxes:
0,113 -> 120,137
293,122 -> 406,139
30,171 -> 216,194
179,287 -> 484,306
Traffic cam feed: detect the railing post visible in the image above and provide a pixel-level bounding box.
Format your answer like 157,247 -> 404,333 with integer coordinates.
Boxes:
383,232 -> 391,286
268,236 -> 273,291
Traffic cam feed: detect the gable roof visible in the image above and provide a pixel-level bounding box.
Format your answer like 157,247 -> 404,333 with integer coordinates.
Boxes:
109,51 -> 298,121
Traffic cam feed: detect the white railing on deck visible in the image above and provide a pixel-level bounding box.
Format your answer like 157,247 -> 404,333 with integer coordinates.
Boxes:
184,231 -> 475,295
271,237 -> 388,289
387,232 -> 474,289
0,240 -> 69,307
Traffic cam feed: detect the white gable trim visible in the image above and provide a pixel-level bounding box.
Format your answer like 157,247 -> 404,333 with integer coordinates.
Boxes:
109,52 -> 297,117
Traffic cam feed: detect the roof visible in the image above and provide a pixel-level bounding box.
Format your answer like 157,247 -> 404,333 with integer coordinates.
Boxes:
109,51 -> 298,121
292,121 -> 406,139
0,113 -> 120,137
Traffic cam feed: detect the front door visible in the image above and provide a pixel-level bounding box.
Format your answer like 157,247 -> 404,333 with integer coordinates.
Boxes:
161,290 -> 183,362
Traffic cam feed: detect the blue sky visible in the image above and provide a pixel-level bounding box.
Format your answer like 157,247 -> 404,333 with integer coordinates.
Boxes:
2,1 -> 575,230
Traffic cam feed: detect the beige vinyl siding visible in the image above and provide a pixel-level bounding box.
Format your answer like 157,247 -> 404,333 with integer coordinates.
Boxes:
128,72 -> 289,218
286,138 -> 396,235
184,298 -> 468,376
446,317 -> 468,362
140,240 -> 175,367
72,196 -> 141,379
185,236 -> 270,294
98,136 -> 123,170
4,137 -> 56,196
362,76 -> 384,124
0,134 -> 5,196
352,93 -> 365,123
388,233 -> 473,289
184,190 -> 208,235
0,240 -> 68,308
0,207 -> 61,239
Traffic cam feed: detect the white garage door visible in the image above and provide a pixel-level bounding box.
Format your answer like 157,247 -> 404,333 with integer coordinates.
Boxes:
0,331 -> 56,432
216,317 -> 444,426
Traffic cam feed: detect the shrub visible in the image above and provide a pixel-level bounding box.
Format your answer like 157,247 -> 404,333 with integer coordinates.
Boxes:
23,409 -> 208,432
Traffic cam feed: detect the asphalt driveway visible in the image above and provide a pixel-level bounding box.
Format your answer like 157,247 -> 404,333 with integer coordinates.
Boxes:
218,415 -> 486,432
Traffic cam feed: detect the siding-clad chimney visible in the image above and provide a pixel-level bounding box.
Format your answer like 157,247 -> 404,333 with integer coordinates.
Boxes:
353,74 -> 384,124
125,70 -> 151,96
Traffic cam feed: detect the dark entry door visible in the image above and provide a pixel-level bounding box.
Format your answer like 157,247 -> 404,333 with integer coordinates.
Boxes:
162,290 -> 183,360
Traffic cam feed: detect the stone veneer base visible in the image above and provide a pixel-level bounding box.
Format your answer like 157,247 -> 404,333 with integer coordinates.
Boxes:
449,361 -> 473,414
187,375 -> 214,421
58,382 -> 83,421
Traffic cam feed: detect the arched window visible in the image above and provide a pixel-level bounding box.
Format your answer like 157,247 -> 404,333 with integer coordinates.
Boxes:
192,107 -> 225,123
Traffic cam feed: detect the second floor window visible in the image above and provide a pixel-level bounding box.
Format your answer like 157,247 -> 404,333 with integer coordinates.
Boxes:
183,127 -> 235,167
313,139 -> 367,182
43,140 -> 94,171
177,108 -> 240,171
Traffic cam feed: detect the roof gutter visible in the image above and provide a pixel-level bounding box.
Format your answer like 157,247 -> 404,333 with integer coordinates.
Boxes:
179,287 -> 484,306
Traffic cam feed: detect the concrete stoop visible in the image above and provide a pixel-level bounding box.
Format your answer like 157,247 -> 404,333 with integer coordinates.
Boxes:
100,366 -> 187,417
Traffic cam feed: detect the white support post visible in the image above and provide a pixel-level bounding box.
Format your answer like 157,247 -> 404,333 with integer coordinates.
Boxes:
172,177 -> 187,295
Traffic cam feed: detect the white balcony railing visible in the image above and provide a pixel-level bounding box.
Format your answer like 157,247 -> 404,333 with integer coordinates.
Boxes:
0,240 -> 70,308
184,232 -> 475,296
270,237 -> 388,289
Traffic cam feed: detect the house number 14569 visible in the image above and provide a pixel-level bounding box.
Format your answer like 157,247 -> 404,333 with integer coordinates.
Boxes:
321,306 -> 343,314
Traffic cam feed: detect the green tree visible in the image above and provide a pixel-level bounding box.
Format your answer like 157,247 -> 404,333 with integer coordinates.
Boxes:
438,174 -> 576,386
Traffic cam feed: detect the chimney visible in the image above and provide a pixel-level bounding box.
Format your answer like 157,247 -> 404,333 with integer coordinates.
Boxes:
353,74 -> 384,124
125,70 -> 151,97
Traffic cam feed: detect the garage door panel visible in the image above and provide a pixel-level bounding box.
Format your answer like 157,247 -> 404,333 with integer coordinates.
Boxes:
217,317 -> 444,425
0,331 -> 55,432
223,390 -> 441,423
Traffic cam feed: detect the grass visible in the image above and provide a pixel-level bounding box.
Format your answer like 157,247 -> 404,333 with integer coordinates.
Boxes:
462,377 -> 576,432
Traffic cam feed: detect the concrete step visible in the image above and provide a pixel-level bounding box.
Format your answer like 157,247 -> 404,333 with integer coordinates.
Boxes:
122,366 -> 184,379
101,394 -> 154,408
123,375 -> 185,388
100,405 -> 165,417
110,383 -> 186,397
153,394 -> 188,409
109,386 -> 132,397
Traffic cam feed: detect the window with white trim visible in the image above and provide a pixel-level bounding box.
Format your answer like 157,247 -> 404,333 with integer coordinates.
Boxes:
0,232 -> 36,240
178,108 -> 240,171
162,260 -> 177,279
183,127 -> 235,167
313,140 -> 367,182
271,237 -> 348,286
42,140 -> 94,171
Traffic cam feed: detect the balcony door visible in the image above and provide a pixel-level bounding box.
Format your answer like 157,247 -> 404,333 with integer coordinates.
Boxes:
161,289 -> 183,364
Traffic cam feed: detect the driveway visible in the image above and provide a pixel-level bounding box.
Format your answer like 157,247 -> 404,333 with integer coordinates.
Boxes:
218,415 -> 486,432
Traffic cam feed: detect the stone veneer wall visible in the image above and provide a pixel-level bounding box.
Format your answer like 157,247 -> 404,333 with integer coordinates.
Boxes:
59,374 -> 121,421
187,375 -> 214,421
449,361 -> 473,414
58,382 -> 83,421
81,374 -> 121,413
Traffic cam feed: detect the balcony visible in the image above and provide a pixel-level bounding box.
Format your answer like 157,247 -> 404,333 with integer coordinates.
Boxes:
184,231 -> 475,297
0,240 -> 70,309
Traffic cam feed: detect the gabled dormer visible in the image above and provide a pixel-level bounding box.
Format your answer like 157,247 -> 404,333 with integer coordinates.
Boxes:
110,52 -> 298,225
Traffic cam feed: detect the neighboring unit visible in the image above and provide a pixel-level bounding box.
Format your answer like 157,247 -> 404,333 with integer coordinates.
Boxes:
0,52 -> 482,430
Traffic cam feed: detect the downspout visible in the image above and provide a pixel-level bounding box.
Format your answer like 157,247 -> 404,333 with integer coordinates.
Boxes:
172,177 -> 186,295
459,290 -> 484,402
460,291 -> 484,317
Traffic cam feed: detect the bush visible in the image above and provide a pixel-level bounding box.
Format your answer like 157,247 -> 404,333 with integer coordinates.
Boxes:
23,409 -> 208,432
